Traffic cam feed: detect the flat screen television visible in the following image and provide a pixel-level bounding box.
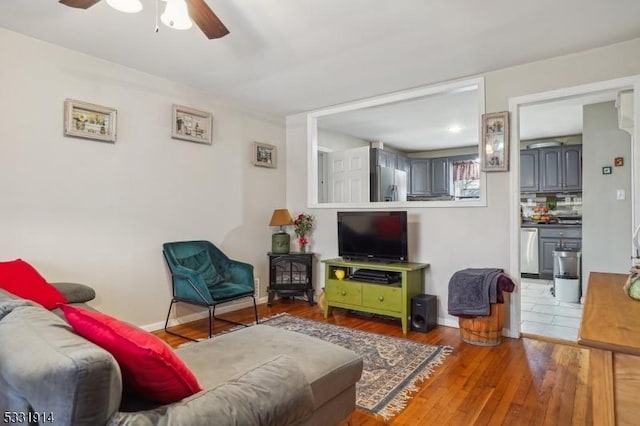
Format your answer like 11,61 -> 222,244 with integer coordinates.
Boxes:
337,211 -> 408,262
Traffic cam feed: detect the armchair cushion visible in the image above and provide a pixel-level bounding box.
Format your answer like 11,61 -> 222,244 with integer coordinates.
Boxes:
176,249 -> 225,288
60,304 -> 202,404
0,259 -> 68,309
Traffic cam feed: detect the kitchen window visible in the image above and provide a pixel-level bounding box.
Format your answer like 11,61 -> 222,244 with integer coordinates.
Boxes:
452,159 -> 480,199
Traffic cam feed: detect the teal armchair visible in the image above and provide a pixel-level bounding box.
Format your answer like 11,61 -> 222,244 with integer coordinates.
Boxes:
163,240 -> 258,340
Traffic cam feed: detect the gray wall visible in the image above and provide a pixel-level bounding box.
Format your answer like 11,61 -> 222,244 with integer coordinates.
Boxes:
582,101 -> 632,293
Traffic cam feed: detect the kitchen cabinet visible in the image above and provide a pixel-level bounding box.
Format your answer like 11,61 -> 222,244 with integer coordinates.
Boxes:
396,155 -> 411,172
539,145 -> 582,193
538,226 -> 582,279
562,145 -> 582,191
372,148 -> 397,169
430,157 -> 449,195
409,157 -> 450,196
520,149 -> 539,192
409,158 -> 431,195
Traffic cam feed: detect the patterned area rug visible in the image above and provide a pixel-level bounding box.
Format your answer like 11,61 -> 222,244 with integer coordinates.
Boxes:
260,313 -> 452,420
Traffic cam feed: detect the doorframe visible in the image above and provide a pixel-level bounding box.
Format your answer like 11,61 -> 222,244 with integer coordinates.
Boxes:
507,75 -> 640,338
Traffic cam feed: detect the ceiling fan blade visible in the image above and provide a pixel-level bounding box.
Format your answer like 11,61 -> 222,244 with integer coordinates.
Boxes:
59,0 -> 101,9
185,0 -> 230,39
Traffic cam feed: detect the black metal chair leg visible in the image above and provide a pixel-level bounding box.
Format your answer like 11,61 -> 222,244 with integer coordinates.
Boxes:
209,306 -> 214,338
252,296 -> 259,324
164,299 -> 176,332
164,300 -> 200,342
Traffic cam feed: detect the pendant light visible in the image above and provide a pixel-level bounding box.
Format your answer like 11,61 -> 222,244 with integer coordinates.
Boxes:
161,0 -> 193,30
106,0 -> 143,14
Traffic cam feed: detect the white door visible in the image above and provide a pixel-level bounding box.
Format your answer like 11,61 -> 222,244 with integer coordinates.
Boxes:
327,146 -> 370,203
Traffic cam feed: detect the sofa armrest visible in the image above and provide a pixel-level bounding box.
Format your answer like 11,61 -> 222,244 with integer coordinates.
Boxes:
226,260 -> 254,288
107,354 -> 314,426
50,282 -> 96,303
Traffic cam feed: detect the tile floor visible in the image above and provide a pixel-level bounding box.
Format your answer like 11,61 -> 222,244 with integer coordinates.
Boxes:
520,277 -> 583,342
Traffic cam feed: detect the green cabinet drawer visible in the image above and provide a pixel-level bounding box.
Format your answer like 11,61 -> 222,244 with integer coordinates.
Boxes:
326,281 -> 362,305
362,284 -> 402,312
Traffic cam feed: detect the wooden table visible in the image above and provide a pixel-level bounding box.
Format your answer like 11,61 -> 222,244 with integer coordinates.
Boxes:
578,272 -> 640,425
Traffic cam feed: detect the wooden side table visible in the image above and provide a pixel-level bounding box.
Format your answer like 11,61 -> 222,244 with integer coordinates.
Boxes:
268,252 -> 315,306
578,272 -> 640,426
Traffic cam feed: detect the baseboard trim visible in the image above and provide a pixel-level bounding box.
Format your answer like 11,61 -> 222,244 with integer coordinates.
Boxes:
141,296 -> 269,332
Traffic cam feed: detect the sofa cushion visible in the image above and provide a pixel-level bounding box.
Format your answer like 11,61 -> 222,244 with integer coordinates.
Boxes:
51,282 -> 96,303
0,259 -> 68,309
176,249 -> 225,288
109,355 -> 315,426
177,324 -> 363,411
60,304 -> 202,404
0,303 -> 122,426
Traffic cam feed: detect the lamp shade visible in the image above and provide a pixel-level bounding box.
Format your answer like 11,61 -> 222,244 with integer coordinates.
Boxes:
161,0 -> 193,30
269,209 -> 293,227
106,0 -> 143,13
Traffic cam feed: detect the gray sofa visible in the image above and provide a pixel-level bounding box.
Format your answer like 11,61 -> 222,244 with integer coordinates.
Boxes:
0,287 -> 363,426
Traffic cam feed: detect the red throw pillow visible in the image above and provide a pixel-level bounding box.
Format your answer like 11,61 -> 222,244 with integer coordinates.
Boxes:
0,259 -> 68,309
59,304 -> 202,404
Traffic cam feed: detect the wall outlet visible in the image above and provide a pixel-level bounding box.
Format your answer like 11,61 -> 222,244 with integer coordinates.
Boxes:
617,189 -> 626,201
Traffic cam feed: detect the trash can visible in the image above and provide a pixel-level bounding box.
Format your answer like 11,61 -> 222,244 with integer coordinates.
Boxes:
552,247 -> 581,303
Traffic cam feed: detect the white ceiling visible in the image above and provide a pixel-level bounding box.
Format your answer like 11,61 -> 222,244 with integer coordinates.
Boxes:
1,1 -> 639,147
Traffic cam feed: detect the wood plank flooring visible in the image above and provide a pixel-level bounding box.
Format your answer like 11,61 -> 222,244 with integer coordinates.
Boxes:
152,299 -> 592,425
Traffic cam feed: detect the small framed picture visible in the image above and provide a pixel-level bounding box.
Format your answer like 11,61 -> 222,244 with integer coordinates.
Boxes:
64,99 -> 117,143
172,105 -> 213,144
602,166 -> 612,175
481,111 -> 509,172
614,157 -> 624,167
253,142 -> 277,168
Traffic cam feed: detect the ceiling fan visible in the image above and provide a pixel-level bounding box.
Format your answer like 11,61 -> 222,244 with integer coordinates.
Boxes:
59,0 -> 229,39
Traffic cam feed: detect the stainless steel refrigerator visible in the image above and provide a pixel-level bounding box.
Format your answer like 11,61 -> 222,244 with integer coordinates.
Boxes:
372,166 -> 407,202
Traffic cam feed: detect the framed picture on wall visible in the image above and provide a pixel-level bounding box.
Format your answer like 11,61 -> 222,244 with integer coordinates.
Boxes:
253,142 -> 277,168
64,99 -> 117,143
172,104 -> 213,144
481,111 -> 509,172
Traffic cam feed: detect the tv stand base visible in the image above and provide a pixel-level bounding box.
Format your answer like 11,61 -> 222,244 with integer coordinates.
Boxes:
321,258 -> 429,334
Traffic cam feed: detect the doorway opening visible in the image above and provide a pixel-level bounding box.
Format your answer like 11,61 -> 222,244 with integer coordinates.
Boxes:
508,76 -> 639,342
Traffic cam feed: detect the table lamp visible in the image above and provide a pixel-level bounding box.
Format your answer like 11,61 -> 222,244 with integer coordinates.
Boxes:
269,209 -> 294,254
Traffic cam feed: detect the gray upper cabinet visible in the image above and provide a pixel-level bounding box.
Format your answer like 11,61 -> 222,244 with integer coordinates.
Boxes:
520,149 -> 539,192
524,145 -> 582,193
397,155 -> 411,172
562,145 -> 582,191
409,157 -> 450,196
430,157 -> 449,195
539,147 -> 563,192
409,159 -> 431,195
372,148 -> 397,169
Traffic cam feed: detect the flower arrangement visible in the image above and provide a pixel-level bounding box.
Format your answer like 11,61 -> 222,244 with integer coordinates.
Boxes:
293,212 -> 314,251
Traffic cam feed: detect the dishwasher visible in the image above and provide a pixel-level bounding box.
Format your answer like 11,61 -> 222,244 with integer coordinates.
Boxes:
520,227 -> 539,274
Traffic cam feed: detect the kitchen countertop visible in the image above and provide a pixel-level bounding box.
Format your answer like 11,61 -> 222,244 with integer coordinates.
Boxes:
521,222 -> 582,228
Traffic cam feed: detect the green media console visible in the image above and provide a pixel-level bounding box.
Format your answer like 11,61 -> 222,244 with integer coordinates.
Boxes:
321,258 -> 429,334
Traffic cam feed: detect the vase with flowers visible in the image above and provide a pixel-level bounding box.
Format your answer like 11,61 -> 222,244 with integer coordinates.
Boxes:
293,212 -> 314,252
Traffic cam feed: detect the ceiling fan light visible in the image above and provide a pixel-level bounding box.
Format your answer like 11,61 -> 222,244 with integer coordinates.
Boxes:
161,0 -> 193,30
106,0 -> 143,14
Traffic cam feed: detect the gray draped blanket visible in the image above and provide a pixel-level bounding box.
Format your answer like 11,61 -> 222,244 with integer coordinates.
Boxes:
447,268 -> 503,317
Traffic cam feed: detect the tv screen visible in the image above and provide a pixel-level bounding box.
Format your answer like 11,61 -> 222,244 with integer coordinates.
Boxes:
337,211 -> 408,262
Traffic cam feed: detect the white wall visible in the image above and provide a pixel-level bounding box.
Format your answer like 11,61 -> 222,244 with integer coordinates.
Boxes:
582,101 -> 632,285
0,29 -> 286,327
286,37 -> 640,330
318,129 -> 368,151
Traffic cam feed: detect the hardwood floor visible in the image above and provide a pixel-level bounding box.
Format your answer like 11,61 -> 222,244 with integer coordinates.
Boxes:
153,299 -> 592,425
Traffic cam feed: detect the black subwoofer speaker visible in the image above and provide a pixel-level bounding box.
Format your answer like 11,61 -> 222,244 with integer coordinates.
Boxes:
411,294 -> 437,333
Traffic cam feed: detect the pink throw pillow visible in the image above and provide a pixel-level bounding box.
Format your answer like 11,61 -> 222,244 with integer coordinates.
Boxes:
59,304 -> 202,404
0,259 -> 68,309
